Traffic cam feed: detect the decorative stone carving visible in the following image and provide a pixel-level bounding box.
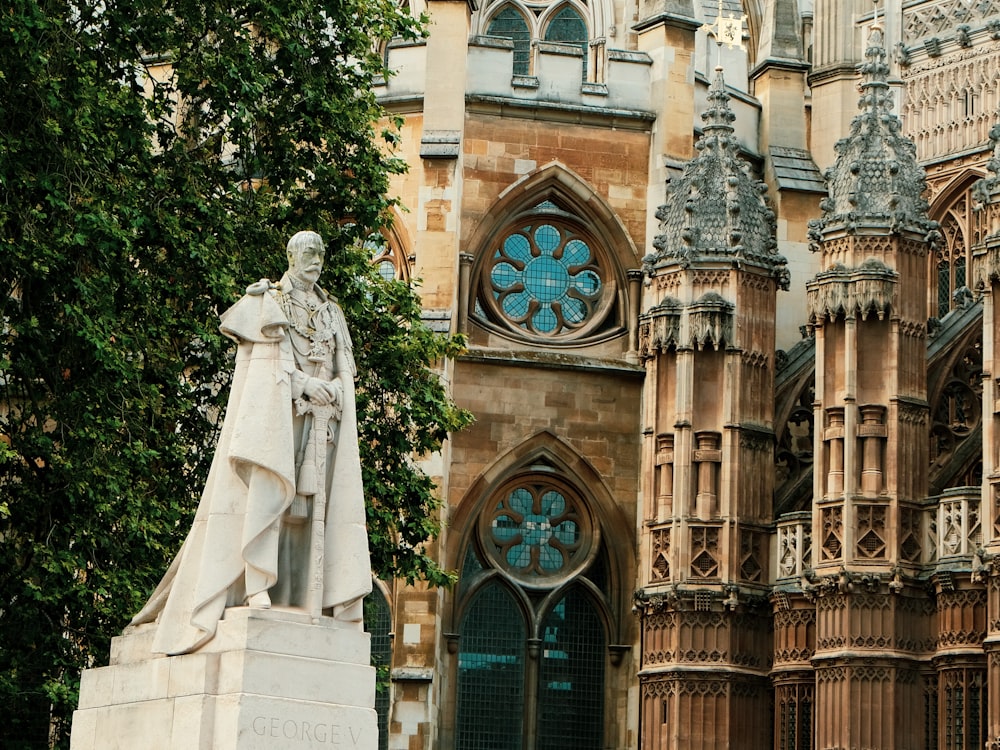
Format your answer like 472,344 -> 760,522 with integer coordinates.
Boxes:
688,292 -> 734,349
644,67 -> 787,288
638,295 -> 682,357
805,259 -> 899,324
808,26 -> 940,249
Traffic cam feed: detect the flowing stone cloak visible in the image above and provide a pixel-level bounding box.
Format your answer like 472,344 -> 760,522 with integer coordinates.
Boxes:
131,287 -> 371,655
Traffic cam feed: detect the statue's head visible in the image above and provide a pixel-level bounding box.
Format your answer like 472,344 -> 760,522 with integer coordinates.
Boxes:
286,231 -> 326,287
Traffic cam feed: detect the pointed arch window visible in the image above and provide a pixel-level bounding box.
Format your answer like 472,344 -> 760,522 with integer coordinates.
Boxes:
933,189 -> 973,318
487,6 -> 532,75
454,470 -> 611,750
473,199 -> 624,346
544,5 -> 588,79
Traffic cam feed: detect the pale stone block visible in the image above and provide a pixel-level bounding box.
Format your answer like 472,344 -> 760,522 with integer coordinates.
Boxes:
111,656 -> 171,705
72,611 -> 377,750
77,666 -> 117,709
514,159 -> 537,175
228,694 -> 376,749
68,708 -> 97,749
215,650 -> 375,707
167,651 -> 219,697
401,623 -> 421,644
169,694 -> 215,746
211,608 -> 371,664
109,624 -> 157,665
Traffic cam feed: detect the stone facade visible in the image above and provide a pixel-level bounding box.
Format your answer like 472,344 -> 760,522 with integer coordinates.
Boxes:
370,0 -> 1000,748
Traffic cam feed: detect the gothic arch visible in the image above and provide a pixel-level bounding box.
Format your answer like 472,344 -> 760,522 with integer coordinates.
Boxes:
472,0 -> 612,42
739,0 -> 763,67
469,161 -> 640,271
467,162 -> 638,345
380,206 -> 413,281
448,429 -> 634,635
927,170 -> 986,318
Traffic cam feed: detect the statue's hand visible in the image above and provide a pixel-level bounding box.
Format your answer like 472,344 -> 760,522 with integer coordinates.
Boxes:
303,377 -> 334,405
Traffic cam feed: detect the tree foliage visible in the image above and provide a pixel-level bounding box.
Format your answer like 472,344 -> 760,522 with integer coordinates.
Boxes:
0,0 -> 469,745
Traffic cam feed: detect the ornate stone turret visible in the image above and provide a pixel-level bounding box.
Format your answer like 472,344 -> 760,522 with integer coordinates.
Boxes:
646,66 -> 788,286
806,20 -> 938,750
807,24 -> 938,248
636,66 -> 785,750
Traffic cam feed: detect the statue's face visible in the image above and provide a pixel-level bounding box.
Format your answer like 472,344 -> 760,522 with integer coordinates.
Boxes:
288,235 -> 325,287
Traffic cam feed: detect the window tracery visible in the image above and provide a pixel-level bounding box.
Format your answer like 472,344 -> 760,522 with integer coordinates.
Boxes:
934,195 -> 971,318
478,0 -> 594,80
455,468 -> 612,749
473,200 -> 623,345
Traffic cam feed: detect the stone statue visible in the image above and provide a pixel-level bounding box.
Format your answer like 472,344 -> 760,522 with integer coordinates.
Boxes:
131,231 -> 371,655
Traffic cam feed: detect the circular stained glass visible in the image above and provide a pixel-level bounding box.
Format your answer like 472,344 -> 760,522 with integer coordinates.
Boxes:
480,475 -> 597,587
485,220 -> 606,338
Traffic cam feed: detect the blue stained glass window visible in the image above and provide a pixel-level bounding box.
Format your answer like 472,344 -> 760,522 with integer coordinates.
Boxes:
488,221 -> 604,337
487,7 -> 532,76
486,478 -> 590,581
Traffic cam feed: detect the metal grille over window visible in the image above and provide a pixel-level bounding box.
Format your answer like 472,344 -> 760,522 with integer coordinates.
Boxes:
475,201 -> 621,344
364,587 -> 393,750
456,582 -> 527,750
455,467 -> 611,749
537,587 -> 605,749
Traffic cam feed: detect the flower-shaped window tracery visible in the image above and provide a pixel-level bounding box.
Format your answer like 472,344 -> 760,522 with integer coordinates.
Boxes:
481,474 -> 597,587
475,203 -> 621,344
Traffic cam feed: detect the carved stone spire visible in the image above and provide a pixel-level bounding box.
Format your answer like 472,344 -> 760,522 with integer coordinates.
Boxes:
808,22 -> 937,248
645,66 -> 788,287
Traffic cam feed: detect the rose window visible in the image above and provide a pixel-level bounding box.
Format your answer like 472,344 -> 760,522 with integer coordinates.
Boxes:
481,476 -> 597,587
474,205 -> 622,342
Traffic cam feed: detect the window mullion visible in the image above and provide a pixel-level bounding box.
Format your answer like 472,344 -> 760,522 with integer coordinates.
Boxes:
524,637 -> 541,750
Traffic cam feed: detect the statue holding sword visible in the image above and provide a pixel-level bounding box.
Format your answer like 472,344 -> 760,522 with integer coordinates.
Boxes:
131,231 -> 371,655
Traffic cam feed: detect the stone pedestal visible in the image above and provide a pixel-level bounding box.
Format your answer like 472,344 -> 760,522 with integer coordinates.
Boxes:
70,608 -> 376,750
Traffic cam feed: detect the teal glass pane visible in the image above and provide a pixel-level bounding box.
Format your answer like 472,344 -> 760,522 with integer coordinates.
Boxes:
503,233 -> 533,263
502,290 -> 532,319
377,259 -> 396,281
487,7 -> 531,76
956,256 -> 967,290
563,238 -> 591,266
457,583 -> 526,750
488,221 -> 603,336
534,224 -> 561,251
544,6 -> 588,79
364,587 -> 393,750
524,255 -> 570,303
537,587 -> 605,749
492,261 -> 520,288
493,486 -> 578,576
938,260 -> 950,314
458,543 -> 485,600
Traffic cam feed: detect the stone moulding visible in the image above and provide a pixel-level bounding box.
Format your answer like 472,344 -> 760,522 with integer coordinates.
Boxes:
806,259 -> 899,324
638,292 -> 734,357
689,292 -> 734,350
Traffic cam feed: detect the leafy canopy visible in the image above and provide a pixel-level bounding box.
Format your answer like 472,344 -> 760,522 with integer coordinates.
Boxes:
0,0 -> 469,745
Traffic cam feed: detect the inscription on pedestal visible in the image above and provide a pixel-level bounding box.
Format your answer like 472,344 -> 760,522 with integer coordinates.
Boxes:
250,716 -> 363,746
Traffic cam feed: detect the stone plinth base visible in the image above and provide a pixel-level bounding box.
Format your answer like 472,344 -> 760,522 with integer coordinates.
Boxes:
70,608 -> 376,750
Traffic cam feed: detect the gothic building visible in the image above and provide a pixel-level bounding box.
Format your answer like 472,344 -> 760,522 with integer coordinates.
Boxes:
366,0 -> 1000,748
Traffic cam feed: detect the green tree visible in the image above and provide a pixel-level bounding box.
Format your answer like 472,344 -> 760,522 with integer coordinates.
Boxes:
0,1 -> 469,746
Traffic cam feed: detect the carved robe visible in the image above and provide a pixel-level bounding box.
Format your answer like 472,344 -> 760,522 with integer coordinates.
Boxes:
131,276 -> 371,655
